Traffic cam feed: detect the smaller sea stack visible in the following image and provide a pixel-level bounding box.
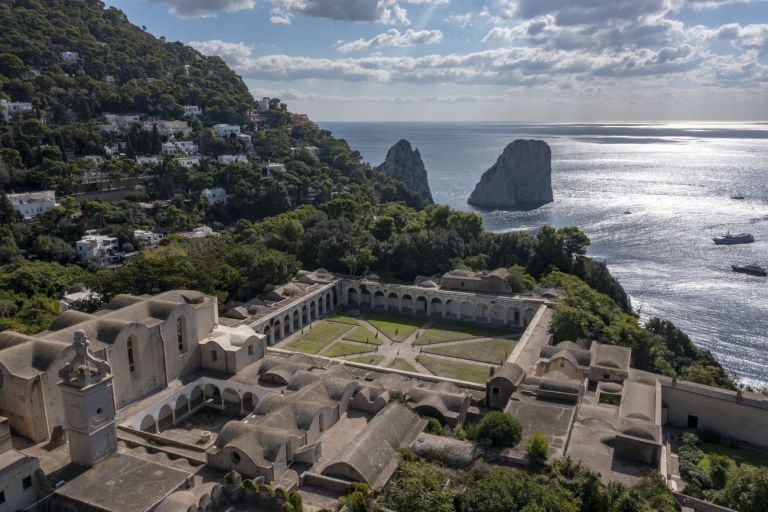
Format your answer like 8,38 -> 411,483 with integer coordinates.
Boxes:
376,139 -> 434,208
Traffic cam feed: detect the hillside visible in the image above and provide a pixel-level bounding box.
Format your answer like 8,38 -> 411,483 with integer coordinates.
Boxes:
0,0 -> 252,122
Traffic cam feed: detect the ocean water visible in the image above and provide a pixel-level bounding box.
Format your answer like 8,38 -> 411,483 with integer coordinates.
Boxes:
320,122 -> 768,387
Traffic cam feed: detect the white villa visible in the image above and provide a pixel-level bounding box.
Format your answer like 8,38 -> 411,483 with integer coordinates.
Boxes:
183,105 -> 202,117
0,99 -> 33,122
202,187 -> 228,206
212,124 -> 241,138
133,229 -> 163,249
217,154 -> 248,165
7,190 -> 57,219
60,51 -> 79,64
76,230 -> 122,268
176,156 -> 201,168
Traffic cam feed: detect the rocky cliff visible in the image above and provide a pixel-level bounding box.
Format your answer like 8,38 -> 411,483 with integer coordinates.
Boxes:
376,139 -> 434,208
467,139 -> 553,210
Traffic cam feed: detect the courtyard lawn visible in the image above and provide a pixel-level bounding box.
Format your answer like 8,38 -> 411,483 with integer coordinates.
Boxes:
348,354 -> 385,366
698,442 -> 768,478
416,355 -> 492,384
423,338 -> 517,364
283,321 -> 352,354
322,341 -> 375,358
327,313 -> 360,326
388,357 -> 419,373
413,321 -> 517,345
343,326 -> 382,345
364,312 -> 424,342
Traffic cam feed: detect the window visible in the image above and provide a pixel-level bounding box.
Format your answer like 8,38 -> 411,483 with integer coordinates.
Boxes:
231,451 -> 241,464
22,475 -> 32,489
492,386 -> 500,395
687,415 -> 699,429
177,317 -> 186,354
0,490 -> 4,503
248,344 -> 254,356
211,350 -> 218,362
127,337 -> 136,373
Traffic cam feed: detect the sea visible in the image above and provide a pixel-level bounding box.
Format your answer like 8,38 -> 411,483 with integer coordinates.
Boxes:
319,121 -> 768,388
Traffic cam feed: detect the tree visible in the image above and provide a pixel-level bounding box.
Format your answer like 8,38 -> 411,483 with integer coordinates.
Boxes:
383,461 -> 454,512
527,432 -> 549,468
507,264 -> 536,293
32,235 -> 76,263
471,411 -> 522,448
716,466 -> 768,511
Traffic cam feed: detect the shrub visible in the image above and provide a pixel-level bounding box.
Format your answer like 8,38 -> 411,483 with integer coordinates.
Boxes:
426,417 -> 443,436
453,423 -> 467,440
472,411 -> 522,448
397,447 -> 415,462
526,432 -> 549,468
289,491 -> 303,512
281,503 -> 295,512
708,454 -> 731,489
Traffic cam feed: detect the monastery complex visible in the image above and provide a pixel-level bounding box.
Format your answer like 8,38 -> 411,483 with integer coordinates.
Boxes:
0,268 -> 766,511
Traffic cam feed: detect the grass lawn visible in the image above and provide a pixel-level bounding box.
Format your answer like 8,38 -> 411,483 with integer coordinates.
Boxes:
389,357 -> 419,373
343,326 -> 381,345
414,321 -> 517,345
698,443 -> 768,477
322,341 -> 375,358
327,313 -> 360,326
283,321 -> 352,354
364,312 -> 424,342
348,354 -> 385,366
423,338 -> 517,364
416,355 -> 492,384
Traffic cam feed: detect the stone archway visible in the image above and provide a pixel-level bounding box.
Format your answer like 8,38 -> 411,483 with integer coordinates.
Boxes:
430,297 -> 443,318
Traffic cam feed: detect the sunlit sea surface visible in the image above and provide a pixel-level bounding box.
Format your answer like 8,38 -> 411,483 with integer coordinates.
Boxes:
320,122 -> 768,387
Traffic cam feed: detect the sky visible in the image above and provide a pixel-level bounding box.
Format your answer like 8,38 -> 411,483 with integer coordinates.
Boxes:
104,0 -> 768,122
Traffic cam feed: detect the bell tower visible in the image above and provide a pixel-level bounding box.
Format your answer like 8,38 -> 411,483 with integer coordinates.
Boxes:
58,329 -> 117,467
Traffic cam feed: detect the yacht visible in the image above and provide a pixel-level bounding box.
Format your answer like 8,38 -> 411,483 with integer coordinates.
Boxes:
731,194 -> 746,200
732,263 -> 768,276
713,232 -> 754,245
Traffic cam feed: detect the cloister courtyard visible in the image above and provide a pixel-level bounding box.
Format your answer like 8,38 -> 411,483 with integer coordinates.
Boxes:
274,310 -> 521,383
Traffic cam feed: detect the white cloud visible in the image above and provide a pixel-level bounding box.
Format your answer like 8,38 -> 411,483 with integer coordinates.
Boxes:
148,0 -> 254,18
250,88 -> 509,103
336,28 -> 443,52
188,40 -> 254,64
269,0 -> 413,25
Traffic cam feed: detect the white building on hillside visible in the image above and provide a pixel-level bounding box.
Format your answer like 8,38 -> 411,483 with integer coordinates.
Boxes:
136,155 -> 161,166
202,187 -> 228,206
217,154 -> 248,165
76,230 -> 122,268
178,225 -> 214,239
162,140 -> 198,156
183,105 -> 202,117
145,120 -> 190,136
212,124 -> 241,138
176,156 -> 201,168
134,229 -> 163,248
7,190 -> 57,219
61,51 -> 79,64
259,98 -> 270,111
0,100 -> 33,122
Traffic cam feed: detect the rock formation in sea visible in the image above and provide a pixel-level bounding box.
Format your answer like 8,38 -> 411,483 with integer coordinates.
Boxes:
467,139 -> 553,210
376,139 -> 434,207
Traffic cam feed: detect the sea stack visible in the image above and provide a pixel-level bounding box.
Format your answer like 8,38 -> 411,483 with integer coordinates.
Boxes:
377,139 -> 434,207
468,139 -> 553,210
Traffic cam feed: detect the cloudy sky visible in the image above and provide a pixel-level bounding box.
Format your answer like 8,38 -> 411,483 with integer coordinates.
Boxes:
106,0 -> 768,121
